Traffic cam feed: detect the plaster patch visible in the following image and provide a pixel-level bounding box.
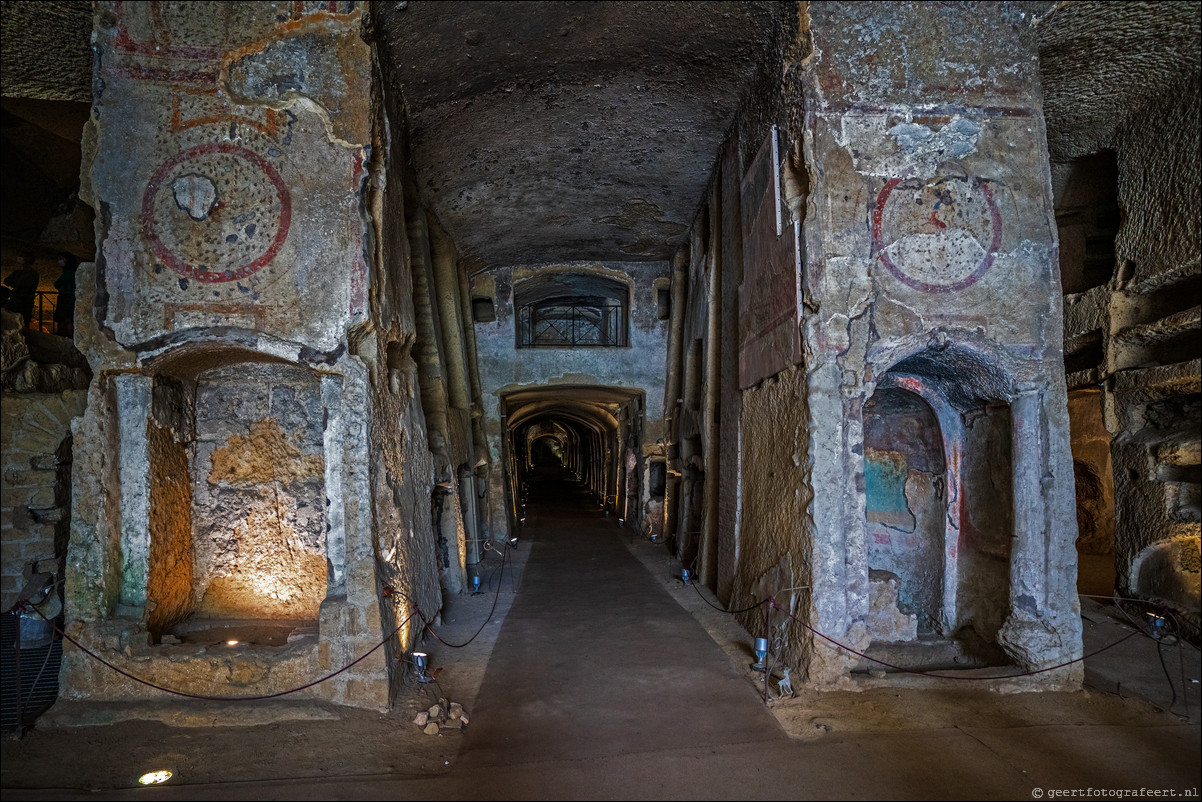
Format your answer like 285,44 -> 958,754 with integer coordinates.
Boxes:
842,116 -> 981,179
171,174 -> 217,221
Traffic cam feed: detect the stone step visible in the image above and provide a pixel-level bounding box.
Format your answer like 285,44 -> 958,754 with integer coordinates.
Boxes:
852,635 -> 1000,673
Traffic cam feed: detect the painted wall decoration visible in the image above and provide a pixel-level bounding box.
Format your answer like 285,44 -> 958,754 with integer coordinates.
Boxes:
872,166 -> 1003,293
863,387 -> 948,633
94,0 -> 371,350
142,144 -> 292,284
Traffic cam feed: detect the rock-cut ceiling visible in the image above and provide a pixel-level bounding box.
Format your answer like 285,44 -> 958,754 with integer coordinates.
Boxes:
375,1 -> 782,269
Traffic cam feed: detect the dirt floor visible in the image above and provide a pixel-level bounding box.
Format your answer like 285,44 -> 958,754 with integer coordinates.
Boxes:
623,532 -> 1197,741
0,546 -> 527,793
2,531 -> 1196,795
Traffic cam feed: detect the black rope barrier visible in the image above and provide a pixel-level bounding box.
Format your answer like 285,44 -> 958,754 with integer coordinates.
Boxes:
680,579 -> 1150,682
766,596 -> 1143,681
17,599 -> 414,703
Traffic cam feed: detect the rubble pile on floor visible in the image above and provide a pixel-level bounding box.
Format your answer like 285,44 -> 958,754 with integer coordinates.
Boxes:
414,698 -> 469,735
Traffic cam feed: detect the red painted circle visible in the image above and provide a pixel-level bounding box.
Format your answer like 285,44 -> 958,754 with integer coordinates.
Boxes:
141,143 -> 292,283
872,175 -> 1003,293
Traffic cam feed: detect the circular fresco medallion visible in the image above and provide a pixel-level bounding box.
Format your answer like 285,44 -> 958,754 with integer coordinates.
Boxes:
872,171 -> 1002,293
141,143 -> 291,283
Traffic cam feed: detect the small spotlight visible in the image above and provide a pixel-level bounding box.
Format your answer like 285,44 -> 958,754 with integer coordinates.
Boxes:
226,640 -> 239,646
470,575 -> 481,593
617,518 -> 625,527
681,568 -> 691,585
751,637 -> 768,671
138,770 -> 173,785
413,651 -> 429,681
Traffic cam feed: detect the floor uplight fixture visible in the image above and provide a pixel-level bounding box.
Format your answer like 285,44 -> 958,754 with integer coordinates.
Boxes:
138,769 -> 173,785
751,637 -> 768,671
413,651 -> 429,681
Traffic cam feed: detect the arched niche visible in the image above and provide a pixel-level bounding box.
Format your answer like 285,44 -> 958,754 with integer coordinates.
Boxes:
862,339 -> 1017,665
136,343 -> 341,644
863,386 -> 948,637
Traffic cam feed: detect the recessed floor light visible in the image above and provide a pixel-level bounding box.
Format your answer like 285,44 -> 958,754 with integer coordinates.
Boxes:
138,769 -> 173,785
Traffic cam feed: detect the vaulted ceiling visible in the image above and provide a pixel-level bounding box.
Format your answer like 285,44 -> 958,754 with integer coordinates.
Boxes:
374,1 -> 783,269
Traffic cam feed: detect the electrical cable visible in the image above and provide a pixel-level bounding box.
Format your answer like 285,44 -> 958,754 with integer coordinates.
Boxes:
17,600 -> 417,702
1156,638 -> 1178,713
1081,592 -> 1199,651
19,616 -> 58,725
1179,636 -> 1190,717
1080,592 -> 1199,709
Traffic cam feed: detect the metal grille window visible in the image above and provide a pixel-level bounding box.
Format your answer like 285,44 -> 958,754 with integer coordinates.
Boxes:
518,296 -> 627,347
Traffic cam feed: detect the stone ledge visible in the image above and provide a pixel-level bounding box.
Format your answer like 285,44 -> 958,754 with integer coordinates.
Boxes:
36,699 -> 341,729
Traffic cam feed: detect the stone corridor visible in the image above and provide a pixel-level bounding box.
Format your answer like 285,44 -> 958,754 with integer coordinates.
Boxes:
0,1 -> 1199,796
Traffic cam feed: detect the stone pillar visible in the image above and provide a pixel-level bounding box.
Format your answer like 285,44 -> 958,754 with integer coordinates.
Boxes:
322,373 -> 347,595
60,1 -> 402,709
115,373 -> 152,610
998,385 -> 1084,676
699,185 -> 723,587
662,246 -> 689,542
792,1 -> 1082,685
1009,387 -> 1049,612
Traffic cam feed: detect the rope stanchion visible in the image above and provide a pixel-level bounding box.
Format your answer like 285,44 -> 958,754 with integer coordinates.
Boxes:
17,600 -> 417,702
678,582 -> 1151,683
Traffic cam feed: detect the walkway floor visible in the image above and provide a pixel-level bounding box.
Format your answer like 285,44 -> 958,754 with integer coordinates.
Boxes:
2,475 -> 1199,800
